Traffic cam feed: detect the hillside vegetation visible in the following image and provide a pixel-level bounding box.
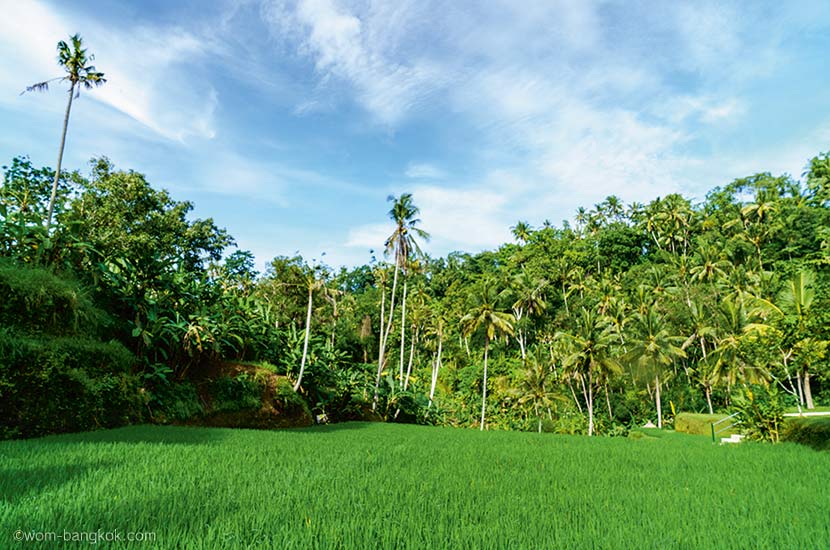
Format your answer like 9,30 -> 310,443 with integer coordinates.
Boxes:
2,151 -> 830,441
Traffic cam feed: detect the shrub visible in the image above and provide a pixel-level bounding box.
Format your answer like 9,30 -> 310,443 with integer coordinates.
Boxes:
733,385 -> 785,443
0,330 -> 143,438
274,377 -> 312,420
148,381 -> 204,423
0,260 -> 105,336
211,373 -> 263,412
781,417 -> 830,451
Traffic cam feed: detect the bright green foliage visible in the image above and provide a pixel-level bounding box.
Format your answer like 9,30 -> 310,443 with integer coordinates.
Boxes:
675,412 -> 730,435
1,423 -> 828,548
4,148 -> 830,438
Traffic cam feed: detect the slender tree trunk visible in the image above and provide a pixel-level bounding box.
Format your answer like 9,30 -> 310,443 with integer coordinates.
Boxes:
700,338 -> 713,413
518,330 -> 526,361
373,263 -> 399,411
705,386 -> 713,415
796,371 -> 804,407
464,336 -> 471,357
329,298 -> 337,349
399,279 -> 408,387
46,83 -> 75,232
655,374 -> 662,429
567,378 -> 583,413
294,286 -> 314,392
480,338 -> 489,431
578,373 -> 592,436
587,372 -> 594,436
804,371 -> 815,410
429,333 -> 443,408
604,382 -> 613,421
372,276 -> 387,412
562,282 -> 569,316
403,325 -> 417,390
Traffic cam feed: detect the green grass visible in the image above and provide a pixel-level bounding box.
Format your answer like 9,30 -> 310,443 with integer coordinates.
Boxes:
785,405 -> 830,414
2,423 -> 829,549
675,413 -> 732,436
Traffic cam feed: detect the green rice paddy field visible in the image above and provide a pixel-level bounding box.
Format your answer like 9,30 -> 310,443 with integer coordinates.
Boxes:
1,423 -> 828,548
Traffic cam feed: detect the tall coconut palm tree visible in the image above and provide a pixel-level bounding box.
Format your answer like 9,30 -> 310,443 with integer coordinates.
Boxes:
681,300 -> 719,413
461,279 -> 514,431
23,34 -> 106,231
557,308 -> 620,436
776,270 -> 817,408
372,194 -> 429,410
626,308 -> 686,428
507,270 -> 547,361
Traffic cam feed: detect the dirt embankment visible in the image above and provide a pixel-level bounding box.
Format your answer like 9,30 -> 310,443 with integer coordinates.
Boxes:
185,361 -> 313,429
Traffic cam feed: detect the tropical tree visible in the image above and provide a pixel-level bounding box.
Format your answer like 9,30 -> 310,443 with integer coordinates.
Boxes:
511,221 -> 533,244
461,279 -> 514,431
776,270 -> 818,408
23,34 -> 106,230
626,309 -> 686,428
507,270 -> 547,361
373,193 -> 429,410
557,308 -> 620,435
511,350 -> 559,432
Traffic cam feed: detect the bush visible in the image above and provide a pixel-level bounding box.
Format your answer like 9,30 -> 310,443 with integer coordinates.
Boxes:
781,417 -> 830,451
0,260 -> 105,336
0,330 -> 143,439
148,381 -> 204,422
733,385 -> 785,443
211,373 -> 263,412
274,377 -> 312,420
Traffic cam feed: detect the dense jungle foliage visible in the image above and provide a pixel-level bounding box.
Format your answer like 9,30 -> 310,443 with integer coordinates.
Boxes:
1,151 -> 829,439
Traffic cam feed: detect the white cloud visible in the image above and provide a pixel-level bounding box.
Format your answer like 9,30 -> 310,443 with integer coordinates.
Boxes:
262,0 -> 446,126
404,162 -> 445,179
0,0 -> 220,142
345,222 -> 392,249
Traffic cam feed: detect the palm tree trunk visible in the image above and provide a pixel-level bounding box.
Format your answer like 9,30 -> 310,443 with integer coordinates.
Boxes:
294,286 -> 314,392
399,279 -> 408,388
796,371 -> 804,407
578,373 -> 592,436
804,371 -> 815,410
567,378 -> 582,413
428,334 -> 442,408
403,324 -> 417,390
480,338 -> 489,431
587,372 -> 594,436
705,385 -> 713,415
46,83 -> 75,231
373,264 -> 399,411
604,382 -> 613,421
655,374 -> 662,429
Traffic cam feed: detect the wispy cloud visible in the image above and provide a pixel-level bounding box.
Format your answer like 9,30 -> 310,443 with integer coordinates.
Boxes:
0,0 -> 220,142
404,162 -> 446,179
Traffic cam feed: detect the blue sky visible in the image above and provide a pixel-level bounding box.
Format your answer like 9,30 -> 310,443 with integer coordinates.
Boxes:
1,0 -> 829,270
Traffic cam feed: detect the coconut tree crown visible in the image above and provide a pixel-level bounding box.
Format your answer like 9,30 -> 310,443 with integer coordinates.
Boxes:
384,193 -> 430,269
24,34 -> 106,96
